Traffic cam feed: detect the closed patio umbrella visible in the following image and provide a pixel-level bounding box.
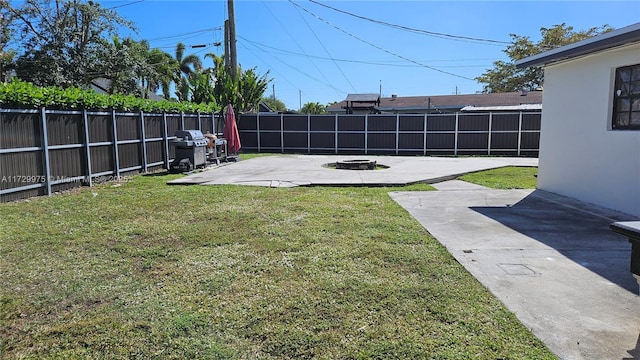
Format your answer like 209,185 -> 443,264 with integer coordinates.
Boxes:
223,103 -> 241,155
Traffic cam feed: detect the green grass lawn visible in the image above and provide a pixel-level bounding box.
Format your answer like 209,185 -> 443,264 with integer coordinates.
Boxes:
459,166 -> 538,189
0,166 -> 553,359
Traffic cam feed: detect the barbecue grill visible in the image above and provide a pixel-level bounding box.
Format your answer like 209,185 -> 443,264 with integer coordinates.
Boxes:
170,130 -> 208,173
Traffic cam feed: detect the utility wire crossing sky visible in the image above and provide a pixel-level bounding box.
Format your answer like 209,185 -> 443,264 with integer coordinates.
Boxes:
106,0 -> 640,109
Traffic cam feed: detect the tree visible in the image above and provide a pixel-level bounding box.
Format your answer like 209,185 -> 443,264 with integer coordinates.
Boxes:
476,23 -> 613,93
188,70 -> 216,104
208,53 -> 270,113
174,42 -> 202,102
147,48 -> 177,100
98,36 -> 140,96
237,67 -> 269,113
7,0 -> 133,88
209,53 -> 236,108
262,96 -> 287,112
300,102 -> 326,114
0,1 -> 16,82
97,37 -> 175,99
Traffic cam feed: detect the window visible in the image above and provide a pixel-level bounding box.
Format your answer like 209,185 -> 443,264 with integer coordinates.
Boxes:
612,64 -> 640,130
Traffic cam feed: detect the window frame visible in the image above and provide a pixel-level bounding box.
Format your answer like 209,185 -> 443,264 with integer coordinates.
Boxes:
612,63 -> 640,130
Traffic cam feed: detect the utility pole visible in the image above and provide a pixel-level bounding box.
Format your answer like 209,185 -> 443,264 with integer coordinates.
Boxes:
224,20 -> 230,71
227,0 -> 238,82
299,90 -> 302,111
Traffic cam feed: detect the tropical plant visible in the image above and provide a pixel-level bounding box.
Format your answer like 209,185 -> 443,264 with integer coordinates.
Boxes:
188,70 -> 216,105
237,67 -> 269,113
300,101 -> 326,114
148,48 -> 178,100
209,53 -> 237,108
476,23 -> 613,93
174,42 -> 202,102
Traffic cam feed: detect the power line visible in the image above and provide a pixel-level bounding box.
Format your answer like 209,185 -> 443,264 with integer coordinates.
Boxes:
106,0 -> 144,10
290,1 -> 357,93
243,38 -> 495,68
144,28 -> 220,43
288,0 -> 476,81
240,37 -> 501,68
238,36 -> 348,96
260,1 -> 347,96
307,0 -> 510,46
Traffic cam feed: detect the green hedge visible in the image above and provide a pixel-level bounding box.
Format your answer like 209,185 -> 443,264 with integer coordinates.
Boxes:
0,80 -> 219,113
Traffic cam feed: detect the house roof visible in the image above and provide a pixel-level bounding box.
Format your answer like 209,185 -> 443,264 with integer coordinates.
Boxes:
345,93 -> 380,102
461,104 -> 542,112
515,22 -> 640,68
327,91 -> 542,113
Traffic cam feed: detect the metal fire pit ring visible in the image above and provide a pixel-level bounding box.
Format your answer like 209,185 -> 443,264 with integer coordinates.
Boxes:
335,159 -> 378,170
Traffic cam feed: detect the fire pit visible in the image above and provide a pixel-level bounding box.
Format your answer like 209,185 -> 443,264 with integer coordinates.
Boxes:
335,159 -> 377,170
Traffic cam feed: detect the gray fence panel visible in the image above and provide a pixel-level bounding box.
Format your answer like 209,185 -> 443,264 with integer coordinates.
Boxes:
1,107 -> 219,202
2,107 -> 539,202
238,112 -> 540,157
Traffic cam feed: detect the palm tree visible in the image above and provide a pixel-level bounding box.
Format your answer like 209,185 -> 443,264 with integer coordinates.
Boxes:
147,48 -> 177,100
301,102 -> 326,114
174,42 -> 202,102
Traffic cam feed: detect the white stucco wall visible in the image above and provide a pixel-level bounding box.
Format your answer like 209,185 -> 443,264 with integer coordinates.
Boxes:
537,43 -> 640,217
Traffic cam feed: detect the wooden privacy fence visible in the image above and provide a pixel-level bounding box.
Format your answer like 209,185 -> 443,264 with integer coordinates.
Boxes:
1,108 -> 221,202
238,112 -> 541,156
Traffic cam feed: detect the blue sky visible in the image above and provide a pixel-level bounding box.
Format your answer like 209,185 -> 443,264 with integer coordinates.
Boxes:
104,0 -> 640,110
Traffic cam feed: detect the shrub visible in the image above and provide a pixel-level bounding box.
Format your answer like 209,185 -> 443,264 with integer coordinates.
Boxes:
0,80 -> 219,113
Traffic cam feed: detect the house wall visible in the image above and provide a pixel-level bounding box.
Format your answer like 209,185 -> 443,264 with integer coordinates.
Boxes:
538,42 -> 640,217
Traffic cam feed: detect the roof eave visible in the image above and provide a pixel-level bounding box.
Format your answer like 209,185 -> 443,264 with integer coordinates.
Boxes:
515,23 -> 640,69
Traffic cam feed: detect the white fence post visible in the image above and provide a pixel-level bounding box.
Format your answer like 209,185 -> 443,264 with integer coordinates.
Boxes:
517,112 -> 523,156
364,113 -> 369,155
280,113 -> 284,153
40,107 -> 52,195
82,109 -> 93,186
488,112 -> 493,156
140,111 -> 148,172
395,113 -> 400,155
162,112 -> 170,169
307,114 -> 311,154
423,113 -> 428,156
256,112 -> 261,152
334,114 -> 338,154
112,110 -> 120,178
454,112 -> 459,156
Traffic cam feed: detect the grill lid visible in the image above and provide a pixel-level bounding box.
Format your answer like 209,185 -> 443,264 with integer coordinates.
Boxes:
175,130 -> 205,141
174,130 -> 208,147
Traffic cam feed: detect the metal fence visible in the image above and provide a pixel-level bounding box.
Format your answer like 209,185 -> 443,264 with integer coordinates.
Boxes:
1,108 -> 221,202
238,112 -> 541,156
1,108 -> 541,202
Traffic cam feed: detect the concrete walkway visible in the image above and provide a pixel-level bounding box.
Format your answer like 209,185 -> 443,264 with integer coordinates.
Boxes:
168,155 -> 640,359
390,185 -> 640,360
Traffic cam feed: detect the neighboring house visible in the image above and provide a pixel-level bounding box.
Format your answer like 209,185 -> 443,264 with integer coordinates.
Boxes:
326,91 -> 542,114
258,101 -> 275,113
341,93 -> 381,114
516,22 -> 640,217
255,101 -> 299,114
